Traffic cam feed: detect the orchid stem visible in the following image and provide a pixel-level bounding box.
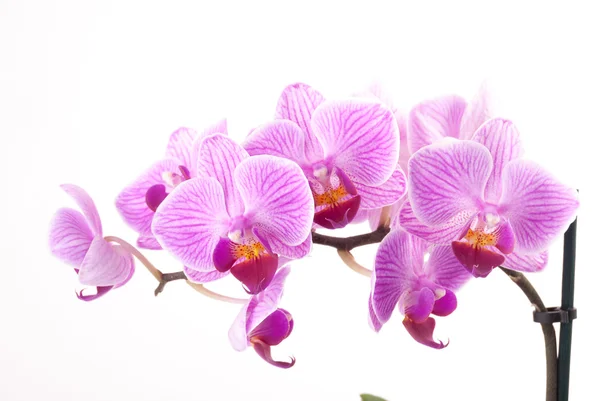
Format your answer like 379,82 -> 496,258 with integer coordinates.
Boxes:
186,282 -> 248,304
311,227 -> 390,251
104,236 -> 247,303
337,250 -> 372,278
500,267 -> 557,401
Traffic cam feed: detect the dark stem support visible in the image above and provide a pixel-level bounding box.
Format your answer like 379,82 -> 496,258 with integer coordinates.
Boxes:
154,271 -> 187,296
500,267 -> 557,401
311,227 -> 390,251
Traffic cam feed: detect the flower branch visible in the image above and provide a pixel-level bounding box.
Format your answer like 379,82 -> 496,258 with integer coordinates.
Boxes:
311,226 -> 390,251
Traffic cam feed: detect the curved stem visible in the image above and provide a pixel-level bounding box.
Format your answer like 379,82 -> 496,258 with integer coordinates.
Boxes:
154,271 -> 187,296
104,236 -> 162,281
186,282 -> 248,304
500,267 -> 557,401
337,250 -> 372,278
311,227 -> 390,251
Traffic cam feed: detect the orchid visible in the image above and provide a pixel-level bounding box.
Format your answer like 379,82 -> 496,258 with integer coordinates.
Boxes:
49,184 -> 134,301
151,134 -> 314,294
402,118 -> 579,277
229,267 -> 295,368
370,229 -> 472,348
244,83 -> 406,229
115,121 -> 227,249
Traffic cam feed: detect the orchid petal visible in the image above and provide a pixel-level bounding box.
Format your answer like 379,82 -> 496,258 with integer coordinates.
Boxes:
275,82 -> 325,163
197,134 -> 248,217
76,286 -> 113,302
60,184 -> 102,236
312,99 -> 399,186
426,245 -> 473,291
408,139 -> 491,226
251,339 -> 296,369
78,236 -> 134,287
459,83 -> 492,139
189,119 -> 229,176
244,120 -> 307,165
431,290 -> 457,317
136,235 -> 162,250
267,234 -> 312,260
452,242 -> 505,278
183,265 -> 229,283
152,177 -> 230,271
231,253 -> 279,295
235,156 -> 313,246
403,316 -> 447,349
368,296 -> 383,332
498,160 -> 579,253
165,127 -> 197,168
249,308 -> 293,346
115,160 -> 179,243
502,251 -> 549,273
353,168 -> 407,209
471,118 -> 523,203
49,208 -> 94,267
398,200 -> 473,244
372,230 -> 424,324
407,95 -> 467,154
402,287 -> 435,324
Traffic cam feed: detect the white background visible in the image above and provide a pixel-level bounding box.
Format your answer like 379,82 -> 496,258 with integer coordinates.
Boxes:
1,1 -> 599,400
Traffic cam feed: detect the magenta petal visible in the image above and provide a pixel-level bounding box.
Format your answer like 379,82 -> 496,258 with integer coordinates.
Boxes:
136,235 -> 161,250
265,233 -> 312,260
407,95 -> 467,154
234,156 -> 314,246
451,241 -> 505,278
372,230 -> 424,324
60,184 -> 103,236
426,245 -> 473,291
165,127 -> 197,168
76,285 -> 113,302
408,139 -> 491,226
431,290 -> 457,317
49,208 -> 94,267
471,118 -> 523,203
313,195 -> 361,229
503,251 -> 549,273
244,120 -> 308,165
353,168 -> 407,209
275,82 -> 325,163
249,308 -> 293,346
145,184 -> 168,212
78,237 -> 134,287
212,237 -> 236,272
251,339 -> 296,369
402,287 -> 435,324
494,220 -> 516,254
311,99 -> 399,186
151,178 -> 230,271
498,160 -> 579,253
403,317 -> 448,349
230,254 -> 279,294
368,297 -> 383,332
196,134 -> 248,217
183,265 -> 229,283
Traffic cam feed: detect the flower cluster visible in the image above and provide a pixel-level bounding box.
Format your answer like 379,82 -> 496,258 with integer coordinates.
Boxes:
49,82 -> 579,367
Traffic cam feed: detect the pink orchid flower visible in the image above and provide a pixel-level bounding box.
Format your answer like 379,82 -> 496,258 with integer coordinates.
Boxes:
151,135 -> 314,294
115,121 -> 227,250
49,185 -> 134,301
402,118 -> 579,277
244,83 -> 406,230
229,267 -> 295,368
370,230 -> 472,348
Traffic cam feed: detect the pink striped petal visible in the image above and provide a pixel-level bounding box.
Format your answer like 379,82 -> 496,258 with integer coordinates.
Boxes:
353,168 -> 407,209
49,208 -> 94,267
244,120 -> 308,165
234,156 -> 313,247
202,119 -> 228,137
136,235 -> 161,250
368,296 -> 383,332
152,178 -> 230,271
407,139 -> 491,226
372,230 -> 424,324
498,160 -> 579,253
165,127 -> 197,168
425,245 -> 472,291
275,83 -> 325,163
60,184 -> 102,236
407,95 -> 467,154
267,234 -> 312,260
459,83 -> 493,139
115,159 -> 179,243
197,134 -> 248,217
402,287 -> 435,323
183,265 -> 229,283
188,119 -> 229,176
78,237 -> 134,287
403,317 -> 447,349
471,118 -> 523,203
396,112 -> 411,174
312,99 -> 399,186
503,251 -> 549,273
398,200 -> 474,244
